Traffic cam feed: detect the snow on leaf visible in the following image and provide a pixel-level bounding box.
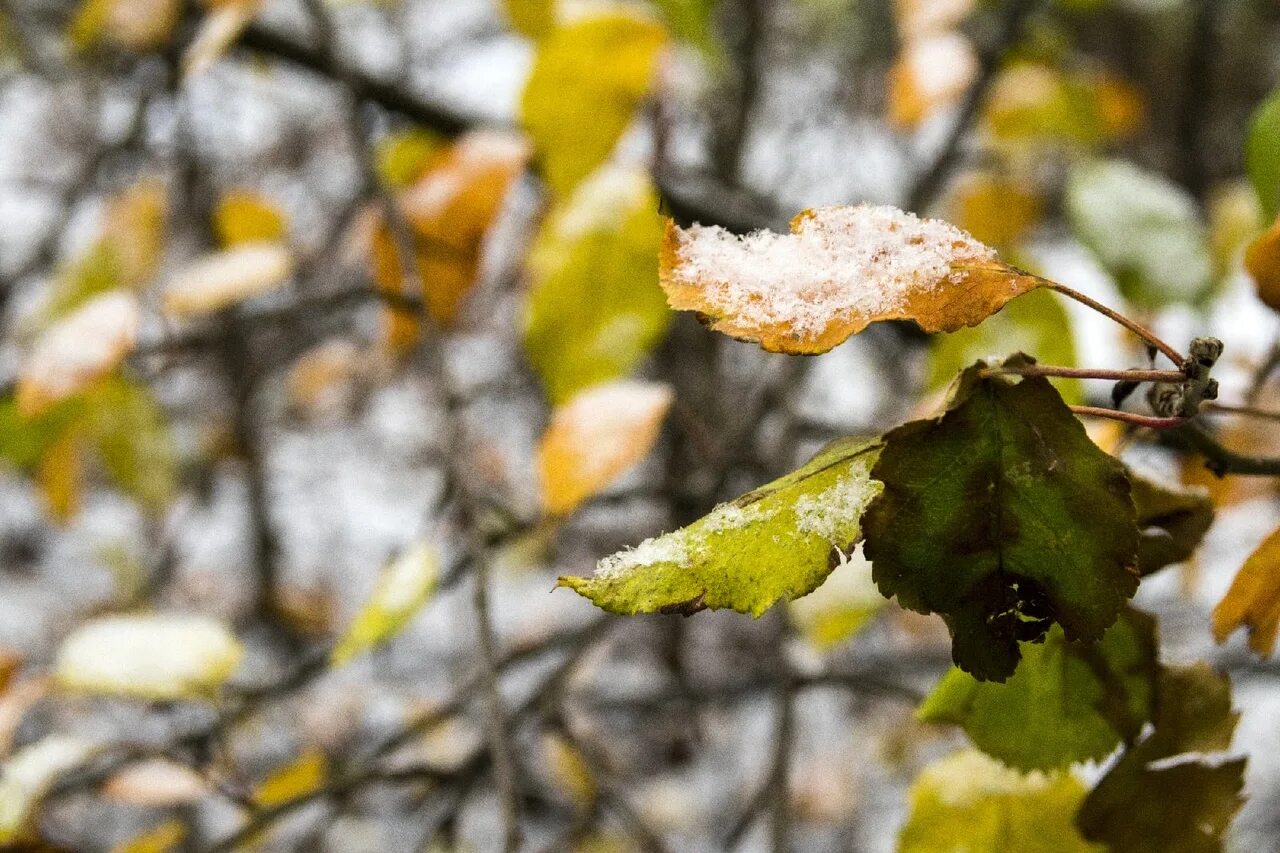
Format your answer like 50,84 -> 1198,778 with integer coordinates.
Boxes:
331,541 -> 439,665
537,380 -> 674,517
1212,522 -> 1280,657
0,735 -> 98,844
163,242 -> 293,318
560,436 -> 883,617
660,204 -> 1040,355
16,289 -> 140,418
56,614 -> 243,699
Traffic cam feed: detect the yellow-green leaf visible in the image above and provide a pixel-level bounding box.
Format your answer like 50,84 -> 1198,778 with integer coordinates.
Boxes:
788,548 -> 884,650
0,736 -> 98,844
1213,522 -> 1280,657
254,749 -> 327,808
214,190 -> 287,248
331,541 -> 439,665
503,0 -> 556,39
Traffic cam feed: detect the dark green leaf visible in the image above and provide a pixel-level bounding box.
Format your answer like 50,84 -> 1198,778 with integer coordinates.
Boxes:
1130,472 -> 1214,576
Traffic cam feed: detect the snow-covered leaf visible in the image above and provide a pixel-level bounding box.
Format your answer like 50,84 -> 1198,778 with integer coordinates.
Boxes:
0,735 -> 97,844
163,243 -> 293,318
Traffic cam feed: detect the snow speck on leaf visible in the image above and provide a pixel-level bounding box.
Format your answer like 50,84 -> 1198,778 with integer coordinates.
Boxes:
660,204 -> 1040,354
56,614 -> 243,699
538,380 -> 674,517
560,436 -> 883,617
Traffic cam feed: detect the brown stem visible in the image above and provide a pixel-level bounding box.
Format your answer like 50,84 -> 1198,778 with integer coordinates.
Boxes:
983,365 -> 1186,383
1070,406 -> 1188,431
1041,281 -> 1186,366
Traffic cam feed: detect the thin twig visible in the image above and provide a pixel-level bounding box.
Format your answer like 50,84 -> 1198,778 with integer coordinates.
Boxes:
1070,406 -> 1188,430
982,364 -> 1186,383
473,552 -> 522,853
1042,280 -> 1187,366
1201,401 -> 1280,422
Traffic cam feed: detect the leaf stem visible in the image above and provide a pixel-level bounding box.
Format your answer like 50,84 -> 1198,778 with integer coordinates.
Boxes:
1070,406 -> 1188,430
983,365 -> 1186,383
1040,280 -> 1187,367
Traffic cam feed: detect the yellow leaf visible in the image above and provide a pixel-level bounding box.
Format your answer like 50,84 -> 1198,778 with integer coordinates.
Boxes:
375,129 -> 445,189
254,749 -> 327,807
1213,523 -> 1280,656
111,819 -> 187,853
1208,180 -> 1264,274
660,204 -> 1040,354
0,736 -> 98,844
949,172 -> 1043,249
182,0 -> 261,78
1246,214 -> 1280,313
16,289 -> 140,417
69,0 -> 178,51
521,12 -> 666,196
37,428 -> 83,523
543,733 -> 596,809
55,614 -> 243,699
104,760 -> 207,806
537,380 -> 673,516
888,32 -> 977,129
163,243 -> 293,317
214,190 -> 287,248
103,180 -> 167,287
331,541 -> 439,665
504,0 -> 557,39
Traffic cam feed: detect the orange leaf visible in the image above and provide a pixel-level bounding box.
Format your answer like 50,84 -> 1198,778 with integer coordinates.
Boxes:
537,380 -> 674,516
1213,524 -> 1280,656
888,32 -> 977,129
38,428 -> 84,522
660,204 -> 1040,354
1246,214 -> 1280,313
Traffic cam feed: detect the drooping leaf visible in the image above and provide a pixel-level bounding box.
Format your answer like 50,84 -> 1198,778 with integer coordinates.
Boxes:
918,608 -> 1158,771
253,749 -> 327,808
660,204 -> 1041,355
898,749 -> 1100,853
788,547 -> 885,650
163,243 -> 293,318
863,355 -> 1139,681
1212,522 -> 1280,656
214,190 -> 287,248
523,166 -> 670,403
16,290 -> 141,418
1245,214 -> 1280,313
0,736 -> 98,844
1066,160 -> 1213,307
888,32 -> 977,129
1246,87 -> 1280,219
538,380 -> 673,516
1129,472 -> 1213,576
560,436 -> 883,617
520,12 -> 666,197
1076,664 -> 1245,853
928,286 -> 1081,404
331,541 -> 439,665
56,614 -> 243,699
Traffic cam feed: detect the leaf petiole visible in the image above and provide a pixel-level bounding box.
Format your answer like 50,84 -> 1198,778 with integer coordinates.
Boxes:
983,365 -> 1186,383
1069,406 -> 1188,430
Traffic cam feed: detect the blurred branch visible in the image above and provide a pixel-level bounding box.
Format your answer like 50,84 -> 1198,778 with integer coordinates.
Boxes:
1177,0 -> 1217,198
905,0 -> 1045,212
1166,421 -> 1280,477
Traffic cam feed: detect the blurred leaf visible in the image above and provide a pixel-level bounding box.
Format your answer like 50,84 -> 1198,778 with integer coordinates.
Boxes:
898,749 -> 1100,853
503,0 -> 556,39
214,190 -> 287,248
1207,181 -> 1263,276
56,614 -> 243,699
660,205 -> 1040,355
985,62 -> 1144,149
254,749 -> 327,808
561,436 -> 883,617
0,736 -> 98,844
1067,159 -> 1213,307
1130,472 -> 1213,576
104,760 -> 207,807
37,427 -> 84,523
87,377 -> 178,513
111,819 -> 187,853
163,243 -> 293,318
331,541 -> 439,665
919,608 -> 1157,771
888,32 -> 977,128
0,396 -> 86,470
949,172 -> 1043,249
69,0 -> 178,51
1246,214 -> 1280,314
543,733 -> 596,810
894,0 -> 974,39
523,166 -> 669,403
1246,87 -> 1280,220
520,11 -> 666,197
375,129 -> 445,189
183,0 -> 261,78
788,548 -> 884,650
1077,664 -> 1245,852
537,380 -> 673,516
16,290 -> 140,418
1213,522 -> 1280,657
928,287 -> 1081,404
653,0 -> 720,57
863,356 -> 1139,682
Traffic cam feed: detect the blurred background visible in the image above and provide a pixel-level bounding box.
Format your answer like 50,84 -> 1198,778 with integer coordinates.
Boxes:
1,0 -> 1280,849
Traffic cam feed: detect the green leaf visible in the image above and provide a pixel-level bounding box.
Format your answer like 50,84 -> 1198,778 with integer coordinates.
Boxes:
928,287 -> 1082,404
1247,87 -> 1280,220
0,395 -> 85,470
87,377 -> 177,512
560,436 -> 883,617
863,355 -> 1139,682
520,11 -> 666,197
331,541 -> 440,665
1066,159 -> 1214,307
1077,664 -> 1245,853
919,608 -> 1157,771
1129,472 -> 1213,576
899,749 -> 1101,853
653,0 -> 720,58
523,166 -> 670,404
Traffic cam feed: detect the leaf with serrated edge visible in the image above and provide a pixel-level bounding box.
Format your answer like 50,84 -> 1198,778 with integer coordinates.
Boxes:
560,436 -> 883,617
660,204 -> 1040,355
863,354 -> 1139,681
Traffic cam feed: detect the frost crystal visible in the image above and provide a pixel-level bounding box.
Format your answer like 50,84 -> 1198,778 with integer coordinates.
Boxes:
667,204 -> 997,338
595,532 -> 694,578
